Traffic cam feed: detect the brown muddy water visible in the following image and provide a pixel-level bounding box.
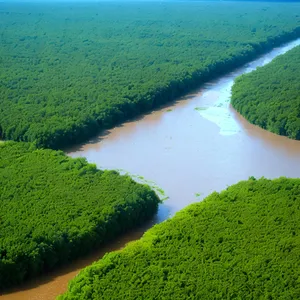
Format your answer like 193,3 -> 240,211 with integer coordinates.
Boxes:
1,39 -> 300,300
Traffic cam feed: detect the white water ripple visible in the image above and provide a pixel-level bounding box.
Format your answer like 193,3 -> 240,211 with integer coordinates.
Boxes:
196,38 -> 300,136
197,81 -> 241,136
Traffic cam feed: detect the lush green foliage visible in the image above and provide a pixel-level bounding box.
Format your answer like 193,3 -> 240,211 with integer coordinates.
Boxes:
232,45 -> 300,139
0,141 -> 159,290
60,177 -> 300,300
1,2 -> 300,149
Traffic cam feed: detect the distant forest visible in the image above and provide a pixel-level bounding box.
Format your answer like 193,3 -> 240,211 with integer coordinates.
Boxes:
1,2 -> 299,149
232,45 -> 300,140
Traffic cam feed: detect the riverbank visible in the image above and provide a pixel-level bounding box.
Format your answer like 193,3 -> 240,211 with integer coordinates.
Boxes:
232,45 -> 300,139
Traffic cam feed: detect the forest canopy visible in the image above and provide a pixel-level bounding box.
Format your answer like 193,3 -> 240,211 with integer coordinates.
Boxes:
0,141 -> 160,290
231,45 -> 300,139
1,1 -> 300,149
60,177 -> 300,300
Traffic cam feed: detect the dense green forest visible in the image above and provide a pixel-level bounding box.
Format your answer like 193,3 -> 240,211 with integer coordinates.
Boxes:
60,177 -> 300,300
0,141 -> 160,290
232,45 -> 300,139
1,2 -> 300,149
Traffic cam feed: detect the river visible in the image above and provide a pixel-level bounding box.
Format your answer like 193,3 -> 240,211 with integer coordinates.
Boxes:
1,39 -> 300,300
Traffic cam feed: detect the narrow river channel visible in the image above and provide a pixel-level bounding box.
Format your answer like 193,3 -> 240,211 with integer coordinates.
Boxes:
1,39 -> 300,300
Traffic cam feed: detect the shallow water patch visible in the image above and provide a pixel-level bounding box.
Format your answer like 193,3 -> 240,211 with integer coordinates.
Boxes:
115,168 -> 169,201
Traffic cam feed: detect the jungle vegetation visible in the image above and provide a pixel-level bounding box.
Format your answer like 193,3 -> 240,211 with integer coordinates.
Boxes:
0,141 -> 160,290
60,177 -> 300,300
1,1 -> 300,149
232,45 -> 300,140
